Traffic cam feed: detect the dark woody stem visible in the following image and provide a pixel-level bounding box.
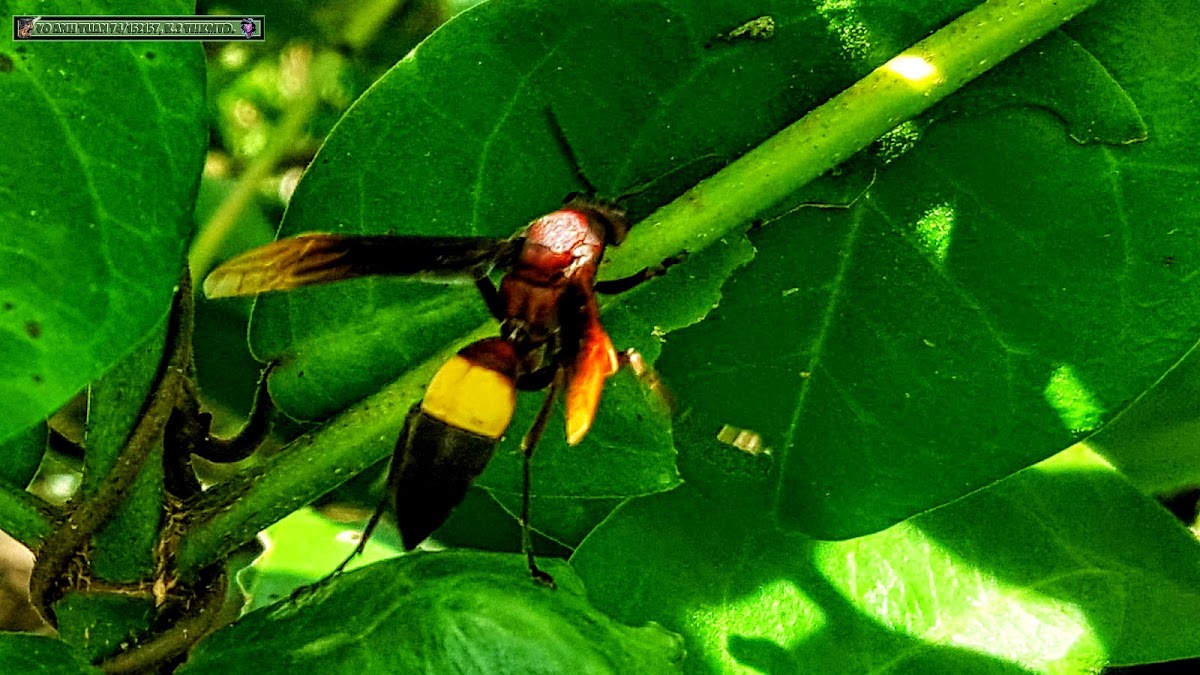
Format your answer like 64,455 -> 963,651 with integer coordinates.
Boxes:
95,567 -> 228,674
28,275 -> 194,626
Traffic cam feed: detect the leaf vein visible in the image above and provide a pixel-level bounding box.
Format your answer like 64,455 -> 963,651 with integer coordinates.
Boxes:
774,204 -> 865,510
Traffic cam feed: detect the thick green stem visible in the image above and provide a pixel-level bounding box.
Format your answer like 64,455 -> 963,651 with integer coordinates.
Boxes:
29,276 -> 194,627
176,324 -> 494,577
178,0 -> 1103,576
85,313 -> 170,582
602,0 -> 1103,278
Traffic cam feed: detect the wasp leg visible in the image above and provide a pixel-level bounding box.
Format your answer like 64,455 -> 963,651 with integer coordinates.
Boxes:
328,496 -> 389,578
619,348 -> 675,412
519,369 -> 565,588
593,253 -> 688,295
328,407 -> 417,580
516,365 -> 556,392
475,276 -> 506,320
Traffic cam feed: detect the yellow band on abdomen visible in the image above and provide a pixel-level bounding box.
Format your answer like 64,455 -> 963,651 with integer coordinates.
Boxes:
420,355 -> 517,439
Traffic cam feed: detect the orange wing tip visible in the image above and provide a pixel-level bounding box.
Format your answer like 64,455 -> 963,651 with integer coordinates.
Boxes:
565,328 -> 618,446
565,419 -> 589,446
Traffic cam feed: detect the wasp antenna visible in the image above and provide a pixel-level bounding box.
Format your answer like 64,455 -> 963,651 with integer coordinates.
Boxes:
614,152 -> 725,203
545,107 -> 600,196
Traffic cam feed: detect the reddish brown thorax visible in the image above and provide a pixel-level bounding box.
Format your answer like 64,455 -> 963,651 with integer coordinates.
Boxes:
516,209 -> 606,285
500,205 -> 614,350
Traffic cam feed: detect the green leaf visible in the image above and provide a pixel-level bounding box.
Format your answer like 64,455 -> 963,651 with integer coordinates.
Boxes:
572,446 -> 1200,672
0,633 -> 98,674
233,0 -> 829,550
1090,341 -> 1200,495
658,0 -> 1200,537
486,493 -> 625,550
55,592 -> 155,664
481,374 -> 678,497
181,552 -> 684,674
206,0 -> 1197,560
0,421 -> 45,490
930,30 -> 1146,145
0,0 -> 206,445
191,176 -> 276,419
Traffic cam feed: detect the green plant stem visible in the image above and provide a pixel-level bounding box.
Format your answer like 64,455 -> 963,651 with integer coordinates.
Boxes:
29,279 -> 194,625
339,0 -> 408,52
176,323 -> 494,577
0,428 -> 56,549
188,90 -> 320,282
603,0 -> 1104,279
189,0 -> 423,281
177,0 -> 1103,577
85,313 -> 170,583
96,569 -> 227,674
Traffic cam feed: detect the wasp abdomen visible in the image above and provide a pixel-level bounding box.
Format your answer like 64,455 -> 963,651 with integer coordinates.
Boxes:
390,338 -> 520,549
390,409 -> 503,550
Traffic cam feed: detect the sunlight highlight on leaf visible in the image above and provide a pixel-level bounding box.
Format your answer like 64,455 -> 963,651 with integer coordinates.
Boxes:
1034,442 -> 1116,474
935,577 -> 1100,671
1043,364 -> 1106,434
913,203 -> 956,265
687,579 -> 824,673
241,508 -> 402,612
817,523 -> 1105,673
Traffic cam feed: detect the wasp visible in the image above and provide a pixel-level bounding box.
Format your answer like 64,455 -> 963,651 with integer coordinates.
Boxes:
205,177 -> 674,582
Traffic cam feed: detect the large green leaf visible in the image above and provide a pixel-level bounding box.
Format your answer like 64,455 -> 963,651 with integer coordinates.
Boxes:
180,552 -> 684,674
238,0 -> 1199,545
1090,341 -> 1200,494
571,446 -> 1200,672
238,0 -> 866,537
55,592 -> 155,664
659,0 -> 1200,537
0,0 -> 207,444
0,421 -> 44,489
245,0 -> 1002,538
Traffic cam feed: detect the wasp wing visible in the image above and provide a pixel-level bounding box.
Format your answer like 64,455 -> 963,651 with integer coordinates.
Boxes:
203,234 -> 523,298
563,294 -> 619,446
